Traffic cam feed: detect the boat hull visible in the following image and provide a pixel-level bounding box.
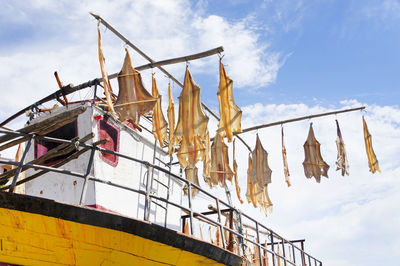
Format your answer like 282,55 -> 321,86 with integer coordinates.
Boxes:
0,192 -> 241,265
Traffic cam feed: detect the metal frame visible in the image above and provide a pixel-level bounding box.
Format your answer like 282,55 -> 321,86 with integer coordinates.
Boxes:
0,129 -> 322,266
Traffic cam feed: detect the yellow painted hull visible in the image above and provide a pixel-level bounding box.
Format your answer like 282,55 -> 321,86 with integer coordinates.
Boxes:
0,207 -> 225,265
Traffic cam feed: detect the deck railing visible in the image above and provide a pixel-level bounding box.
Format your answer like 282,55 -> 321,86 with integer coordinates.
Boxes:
0,129 -> 322,266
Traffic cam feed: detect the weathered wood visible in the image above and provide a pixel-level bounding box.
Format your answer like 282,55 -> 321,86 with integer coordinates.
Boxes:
0,106 -> 86,145
54,71 -> 69,105
0,136 -> 29,152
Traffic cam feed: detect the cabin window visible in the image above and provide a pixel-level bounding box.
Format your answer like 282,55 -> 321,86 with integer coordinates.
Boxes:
98,118 -> 120,166
35,120 -> 78,165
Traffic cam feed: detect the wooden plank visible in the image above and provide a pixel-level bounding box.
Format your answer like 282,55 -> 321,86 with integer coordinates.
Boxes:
0,106 -> 87,145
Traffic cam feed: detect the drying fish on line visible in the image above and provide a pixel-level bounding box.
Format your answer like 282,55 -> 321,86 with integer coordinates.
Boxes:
175,67 -> 209,191
210,133 -> 234,187
246,135 -> 273,216
302,123 -> 329,183
335,120 -> 349,176
151,75 -> 168,147
233,139 -> 243,203
115,48 -> 156,125
97,21 -> 116,115
217,60 -> 242,142
281,127 -> 291,187
363,116 -> 381,173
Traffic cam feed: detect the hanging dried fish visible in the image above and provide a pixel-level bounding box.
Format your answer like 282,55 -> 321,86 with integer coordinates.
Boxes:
151,75 -> 168,147
246,135 -> 273,216
167,83 -> 175,155
302,123 -> 329,183
363,116 -> 381,173
250,134 -> 272,187
233,139 -> 244,204
210,133 -> 233,187
183,165 -> 200,197
281,127 -> 291,187
335,120 -> 349,176
115,49 -> 156,124
203,130 -> 212,187
175,67 -> 209,187
217,60 -> 242,142
97,21 -> 115,114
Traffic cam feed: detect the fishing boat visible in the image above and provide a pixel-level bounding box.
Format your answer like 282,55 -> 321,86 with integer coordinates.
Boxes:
0,14 -> 323,266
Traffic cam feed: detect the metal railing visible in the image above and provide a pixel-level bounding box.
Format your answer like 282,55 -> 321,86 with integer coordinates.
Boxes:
0,129 -> 322,266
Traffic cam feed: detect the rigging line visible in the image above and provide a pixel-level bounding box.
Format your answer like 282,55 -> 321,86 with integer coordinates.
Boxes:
233,106 -> 366,136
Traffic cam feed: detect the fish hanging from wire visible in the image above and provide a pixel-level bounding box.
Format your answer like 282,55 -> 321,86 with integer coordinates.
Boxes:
335,120 -> 349,176
210,133 -> 233,187
151,74 -> 168,147
233,139 -> 244,204
175,66 -> 209,193
362,116 -> 380,173
114,48 -> 156,125
302,123 -> 329,183
246,135 -> 273,216
203,130 -> 212,187
97,21 -> 116,115
217,59 -> 242,142
167,83 -> 175,155
281,127 -> 291,187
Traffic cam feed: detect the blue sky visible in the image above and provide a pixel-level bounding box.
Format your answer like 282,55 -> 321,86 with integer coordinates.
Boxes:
1,1 -> 400,265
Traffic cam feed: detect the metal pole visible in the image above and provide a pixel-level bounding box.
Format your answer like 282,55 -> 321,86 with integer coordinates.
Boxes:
164,155 -> 172,227
79,148 -> 96,205
270,230 -> 276,266
301,240 -> 306,266
282,238 -> 287,266
292,243 -> 296,264
144,164 -> 151,221
9,136 -> 32,193
216,198 -> 226,249
187,183 -> 194,235
255,221 -> 264,266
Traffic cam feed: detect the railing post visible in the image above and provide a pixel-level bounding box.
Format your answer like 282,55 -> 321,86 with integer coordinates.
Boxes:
164,155 -> 172,228
187,182 -> 194,235
301,241 -> 305,266
91,83 -> 98,106
255,221 -> 263,266
270,230 -> 276,266
9,135 -> 33,193
79,148 -> 96,205
215,198 -> 226,249
292,243 -> 296,264
144,164 -> 151,221
282,237 -> 287,266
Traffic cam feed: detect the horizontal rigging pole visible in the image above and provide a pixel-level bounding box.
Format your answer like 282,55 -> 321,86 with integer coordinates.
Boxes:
90,12 -> 252,152
107,46 -> 224,80
234,106 -> 366,137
